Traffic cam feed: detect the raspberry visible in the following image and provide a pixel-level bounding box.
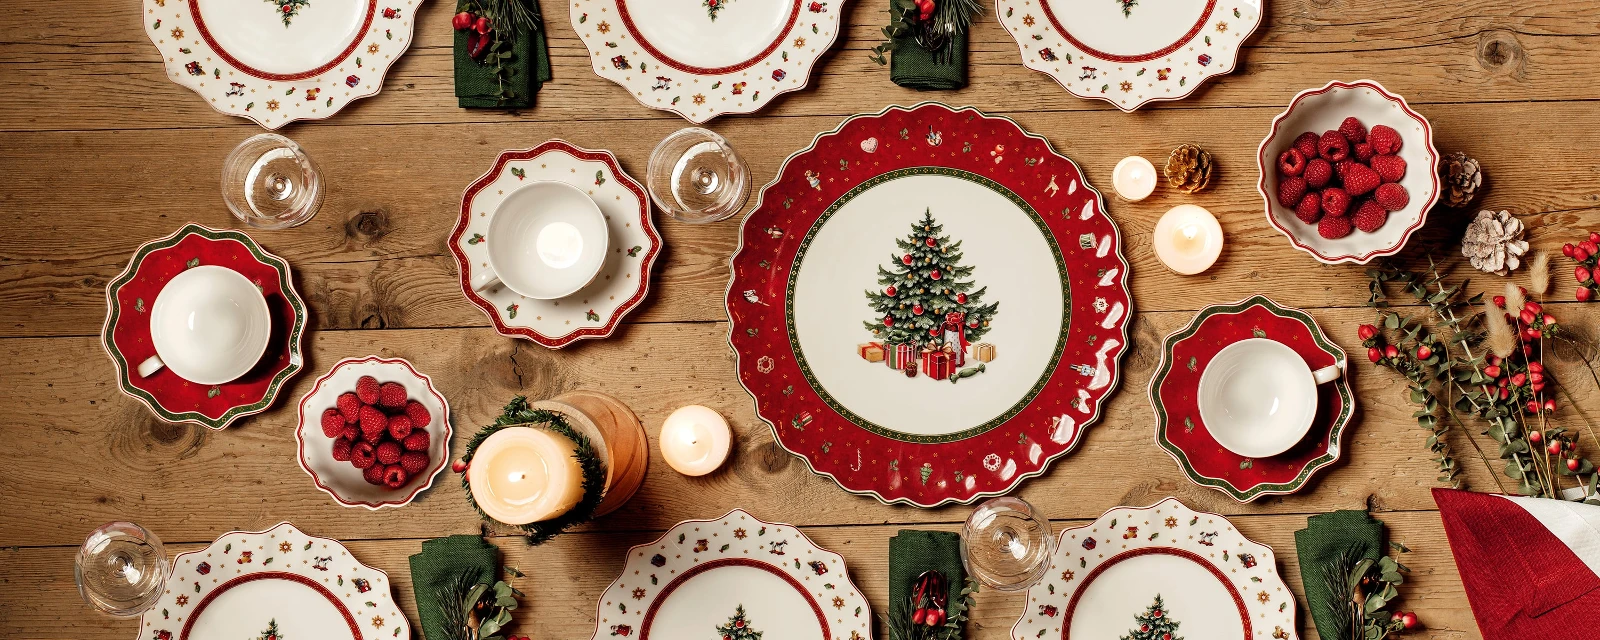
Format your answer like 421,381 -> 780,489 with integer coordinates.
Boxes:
1375,183 -> 1410,211
1353,199 -> 1389,232
387,414 -> 414,441
1334,159 -> 1356,182
400,451 -> 430,475
1318,130 -> 1349,161
1370,154 -> 1407,183
1304,158 -> 1333,188
1352,142 -> 1375,163
337,392 -> 362,423
1293,132 -> 1319,159
1321,187 -> 1352,217
1318,214 -> 1354,239
405,400 -> 432,428
332,437 -> 354,462
351,441 -> 377,469
1369,124 -> 1402,155
1342,163 -> 1381,197
1278,176 -> 1308,208
377,441 -> 403,465
320,408 -> 345,438
342,423 -> 361,442
356,376 -> 381,404
359,405 -> 387,443
1295,192 -> 1323,224
363,463 -> 386,485
383,465 -> 410,490
379,382 -> 408,408
1277,148 -> 1306,177
402,429 -> 430,452
1338,117 -> 1367,144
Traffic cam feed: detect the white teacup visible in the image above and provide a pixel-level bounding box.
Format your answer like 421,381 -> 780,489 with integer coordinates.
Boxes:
470,180 -> 610,300
137,265 -> 272,385
1197,338 -> 1343,458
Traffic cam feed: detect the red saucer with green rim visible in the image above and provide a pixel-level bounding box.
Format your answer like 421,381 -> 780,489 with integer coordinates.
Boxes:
1148,295 -> 1353,502
101,224 -> 307,430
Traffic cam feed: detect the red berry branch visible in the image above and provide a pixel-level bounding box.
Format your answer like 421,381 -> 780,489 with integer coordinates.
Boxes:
1562,232 -> 1600,301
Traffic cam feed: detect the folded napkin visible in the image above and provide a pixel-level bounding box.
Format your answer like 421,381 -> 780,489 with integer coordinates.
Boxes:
889,530 -> 966,620
409,534 -> 500,640
454,0 -> 552,109
1294,509 -> 1385,640
888,2 -> 967,91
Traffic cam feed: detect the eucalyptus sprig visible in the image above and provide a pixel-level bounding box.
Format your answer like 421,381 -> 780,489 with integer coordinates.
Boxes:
437,568 -> 525,640
1320,548 -> 1415,640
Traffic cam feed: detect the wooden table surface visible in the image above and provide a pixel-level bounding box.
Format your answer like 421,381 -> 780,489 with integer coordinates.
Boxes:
3,0 -> 1597,637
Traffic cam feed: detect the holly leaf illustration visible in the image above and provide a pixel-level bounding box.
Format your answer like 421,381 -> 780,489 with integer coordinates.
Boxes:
511,167 -> 526,180
186,258 -> 200,269
1240,459 -> 1254,469
595,170 -> 607,186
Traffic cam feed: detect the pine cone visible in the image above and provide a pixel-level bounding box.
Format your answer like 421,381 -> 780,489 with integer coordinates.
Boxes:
1461,209 -> 1527,276
1439,151 -> 1483,209
1164,144 -> 1213,193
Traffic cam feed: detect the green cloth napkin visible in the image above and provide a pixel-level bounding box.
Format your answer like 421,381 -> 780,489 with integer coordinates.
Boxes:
454,1 -> 552,109
1294,510 -> 1386,640
888,4 -> 967,91
408,534 -> 500,640
888,530 -> 966,622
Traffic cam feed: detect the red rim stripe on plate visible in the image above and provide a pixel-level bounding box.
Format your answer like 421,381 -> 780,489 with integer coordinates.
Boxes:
638,557 -> 830,640
1061,547 -> 1251,640
180,571 -> 360,640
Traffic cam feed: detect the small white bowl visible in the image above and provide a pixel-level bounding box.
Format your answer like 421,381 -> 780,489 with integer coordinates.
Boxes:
1257,79 -> 1441,264
295,356 -> 452,510
470,180 -> 610,300
1198,338 -> 1342,458
141,265 -> 271,385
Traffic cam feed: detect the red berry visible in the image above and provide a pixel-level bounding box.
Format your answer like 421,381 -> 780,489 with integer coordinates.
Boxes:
342,423 -> 360,442
337,392 -> 362,423
320,408 -> 345,438
451,11 -> 474,29
1294,192 -> 1322,224
1577,247 -> 1592,262
1416,345 -> 1432,360
1318,130 -> 1350,161
1580,286 -> 1594,302
1368,346 -> 1383,363
1520,309 -> 1537,325
1399,612 -> 1418,630
1318,214 -> 1354,239
1278,148 -> 1307,176
1564,243 -> 1576,257
1294,132 -> 1320,159
1493,295 -> 1506,308
473,16 -> 492,34
1570,458 -> 1582,472
1370,154 -> 1407,183
1338,117 -> 1367,144
1303,158 -> 1333,188
1352,199 -> 1388,232
452,459 -> 468,473
1385,345 -> 1400,359
1277,176 -> 1307,208
1591,231 -> 1600,244
1525,301 -> 1542,314
1321,188 -> 1352,217
355,375 -> 381,404
376,441 -> 402,465
1352,142 -> 1375,163
1357,324 -> 1378,341
351,441 -> 378,469
387,414 -> 414,441
378,382 -> 408,408
359,405 -> 387,443
1529,400 -> 1543,414
1483,364 -> 1501,378
383,464 -> 410,489
1530,430 -> 1543,444
1342,163 -> 1381,197
1550,441 -> 1564,455
363,462 -> 387,485
400,451 -> 430,475
403,430 -> 431,452
1579,266 -> 1592,283
1546,398 -> 1558,413
1530,361 -> 1544,373
1369,125 -> 1403,155
1583,240 -> 1599,255
1374,183 -> 1410,211
332,437 -> 354,462
1512,373 -> 1527,387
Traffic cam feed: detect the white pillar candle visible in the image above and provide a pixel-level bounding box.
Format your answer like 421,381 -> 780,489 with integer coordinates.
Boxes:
659,405 -> 732,476
467,427 -> 586,525
1153,204 -> 1224,275
1112,156 -> 1157,201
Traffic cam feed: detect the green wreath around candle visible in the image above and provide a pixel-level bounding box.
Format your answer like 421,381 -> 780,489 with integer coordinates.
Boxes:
460,396 -> 608,545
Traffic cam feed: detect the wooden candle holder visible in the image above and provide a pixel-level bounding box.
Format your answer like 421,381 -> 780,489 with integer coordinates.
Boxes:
530,390 -> 649,517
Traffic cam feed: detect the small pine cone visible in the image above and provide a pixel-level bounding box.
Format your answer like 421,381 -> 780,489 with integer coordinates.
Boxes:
1164,144 -> 1213,194
1439,151 -> 1483,209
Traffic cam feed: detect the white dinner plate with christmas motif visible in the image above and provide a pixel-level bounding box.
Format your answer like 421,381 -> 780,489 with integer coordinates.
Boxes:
450,140 -> 661,348
589,509 -> 871,640
138,522 -> 408,640
1011,498 -> 1297,640
728,102 -> 1132,507
143,0 -> 422,128
996,0 -> 1263,111
570,0 -> 843,122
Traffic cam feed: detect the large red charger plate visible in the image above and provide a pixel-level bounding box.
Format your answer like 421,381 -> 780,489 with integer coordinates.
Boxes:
727,103 -> 1133,506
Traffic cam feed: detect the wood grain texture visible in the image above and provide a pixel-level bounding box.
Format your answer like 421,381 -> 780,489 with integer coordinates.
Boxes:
0,512 -> 1475,640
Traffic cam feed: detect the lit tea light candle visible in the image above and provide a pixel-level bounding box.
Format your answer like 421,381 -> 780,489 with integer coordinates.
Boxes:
659,405 -> 732,476
1153,204 -> 1224,275
1112,156 -> 1157,201
467,427 -> 586,525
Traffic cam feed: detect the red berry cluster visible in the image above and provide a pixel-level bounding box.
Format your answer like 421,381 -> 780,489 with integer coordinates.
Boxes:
1563,232 -> 1600,301
1356,323 -> 1437,366
1389,611 -> 1420,631
907,571 -> 950,628
1275,117 -> 1410,239
452,10 -> 495,59
322,375 -> 434,490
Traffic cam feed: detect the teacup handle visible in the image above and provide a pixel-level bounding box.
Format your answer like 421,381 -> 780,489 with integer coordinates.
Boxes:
470,267 -> 502,293
1311,361 -> 1344,385
137,355 -> 166,378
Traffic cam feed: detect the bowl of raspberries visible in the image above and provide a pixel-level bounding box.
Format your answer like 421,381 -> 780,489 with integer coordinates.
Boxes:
296,355 -> 452,509
1257,79 -> 1440,264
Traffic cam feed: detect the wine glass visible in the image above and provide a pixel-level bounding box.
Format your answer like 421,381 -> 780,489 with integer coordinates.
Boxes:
222,133 -> 324,229
74,521 -> 169,617
960,496 -> 1054,592
646,127 -> 751,223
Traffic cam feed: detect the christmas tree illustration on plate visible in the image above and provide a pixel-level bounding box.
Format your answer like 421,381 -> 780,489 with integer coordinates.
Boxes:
1120,595 -> 1181,640
716,604 -> 762,640
861,209 -> 998,383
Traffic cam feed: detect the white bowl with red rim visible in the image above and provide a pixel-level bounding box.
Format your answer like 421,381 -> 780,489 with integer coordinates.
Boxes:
1257,79 -> 1440,264
295,355 -> 451,509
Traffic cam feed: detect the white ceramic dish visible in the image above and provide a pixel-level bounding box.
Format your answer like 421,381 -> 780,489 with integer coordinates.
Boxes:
1257,79 -> 1441,264
295,355 -> 452,510
140,265 -> 272,385
470,180 -> 610,300
1197,338 -> 1342,459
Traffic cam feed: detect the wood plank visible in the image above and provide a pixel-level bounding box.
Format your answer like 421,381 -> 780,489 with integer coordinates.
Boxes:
5,303 -> 1595,548
3,101 -> 1599,336
0,511 -> 1479,640
0,0 -> 1597,131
